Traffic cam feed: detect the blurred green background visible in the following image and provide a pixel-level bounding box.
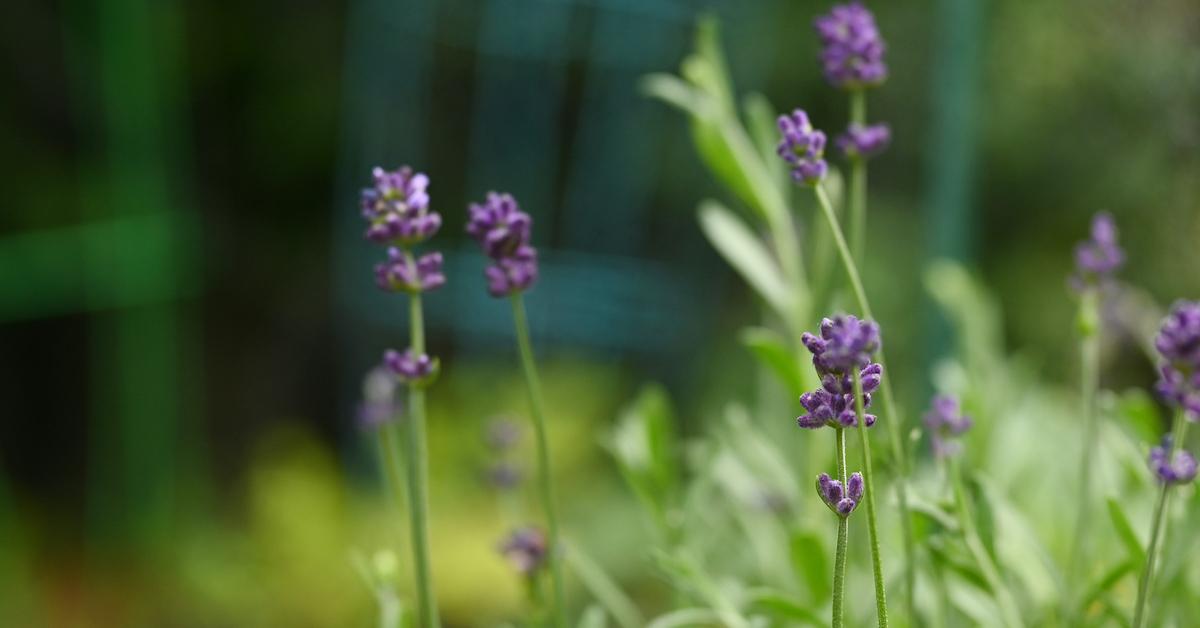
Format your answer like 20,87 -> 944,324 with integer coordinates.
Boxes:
1,0 -> 1198,625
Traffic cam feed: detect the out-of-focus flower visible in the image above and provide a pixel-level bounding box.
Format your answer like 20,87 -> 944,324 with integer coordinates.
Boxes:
356,367 -> 400,428
837,123 -> 891,159
466,193 -> 540,297
374,247 -> 445,293
1155,301 -> 1200,419
498,526 -> 548,576
384,349 -> 439,386
1148,436 -> 1197,485
486,417 -> 523,452
776,109 -> 828,185
816,472 -> 864,517
1070,212 -> 1124,291
484,461 -> 523,490
814,2 -> 888,89
922,394 -> 973,457
361,166 -> 441,245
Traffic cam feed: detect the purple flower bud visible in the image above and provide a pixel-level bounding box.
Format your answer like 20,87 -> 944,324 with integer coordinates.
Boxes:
1070,212 -> 1124,291
923,394 -> 973,457
374,247 -> 446,293
356,367 -> 400,429
361,166 -> 441,246
1155,302 -> 1200,420
383,348 -> 439,386
1149,436 -> 1198,485
776,109 -> 828,186
805,315 -> 881,374
466,192 -> 533,259
499,526 -> 548,576
837,123 -> 891,159
814,2 -> 888,89
816,472 -> 863,517
484,245 -> 539,297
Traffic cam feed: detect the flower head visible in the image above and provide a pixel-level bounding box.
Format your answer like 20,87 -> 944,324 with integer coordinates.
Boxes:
356,366 -> 400,428
498,526 -> 548,576
816,472 -> 864,517
374,247 -> 445,293
796,316 -> 882,430
814,2 -> 888,89
1070,212 -> 1124,291
361,166 -> 441,245
837,123 -> 891,159
1148,436 -> 1197,485
486,417 -> 523,451
923,394 -> 973,457
776,109 -> 828,185
1155,301 -> 1200,419
802,315 -> 881,374
796,364 -> 880,429
467,193 -> 540,297
383,348 -> 439,387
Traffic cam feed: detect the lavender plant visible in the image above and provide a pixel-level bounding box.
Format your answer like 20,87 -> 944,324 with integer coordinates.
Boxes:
1133,301 -> 1200,627
360,165 -> 443,628
466,192 -> 567,627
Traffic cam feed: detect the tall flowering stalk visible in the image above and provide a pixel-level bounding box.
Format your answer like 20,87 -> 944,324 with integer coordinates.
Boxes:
361,166 -> 444,628
467,192 -> 566,626
1065,212 -> 1123,610
1133,302 -> 1200,627
797,315 -> 887,627
778,107 -> 909,624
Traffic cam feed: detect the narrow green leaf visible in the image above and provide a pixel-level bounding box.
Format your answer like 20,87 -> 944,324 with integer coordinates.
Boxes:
646,609 -> 721,628
698,201 -> 792,316
1078,560 -> 1135,616
577,605 -> 607,628
739,327 -> 805,397
1106,497 -> 1146,563
787,531 -> 831,604
744,588 -> 824,625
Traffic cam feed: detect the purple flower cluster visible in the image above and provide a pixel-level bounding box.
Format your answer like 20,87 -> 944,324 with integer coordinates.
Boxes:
361,166 -> 440,245
356,367 -> 400,429
1070,212 -> 1124,290
374,247 -> 445,294
923,395 -> 973,458
814,2 -> 888,89
1148,436 -> 1197,485
796,316 -> 883,430
498,526 -> 548,576
384,348 -> 439,387
467,193 -> 540,297
1155,301 -> 1200,419
776,110 -> 828,185
837,123 -> 891,159
816,472 -> 864,517
483,417 -> 524,490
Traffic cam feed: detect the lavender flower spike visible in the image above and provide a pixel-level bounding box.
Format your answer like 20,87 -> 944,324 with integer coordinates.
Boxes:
837,123 -> 891,159
796,316 -> 883,430
384,348 -> 439,387
776,109 -> 828,185
1154,301 -> 1200,420
374,247 -> 446,294
1070,212 -> 1124,291
816,472 -> 864,517
814,2 -> 888,89
361,166 -> 441,245
923,394 -> 973,458
1148,436 -> 1198,485
499,526 -> 548,576
467,192 -> 540,297
356,366 -> 400,429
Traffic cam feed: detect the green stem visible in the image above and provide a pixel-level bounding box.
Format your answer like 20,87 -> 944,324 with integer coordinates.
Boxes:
1132,411 -> 1190,628
1066,290 -> 1100,616
832,427 -> 849,628
401,259 -> 440,628
511,294 -> 568,628
853,371 -> 889,627
950,458 -> 1023,628
848,89 -> 867,267
814,183 -> 915,614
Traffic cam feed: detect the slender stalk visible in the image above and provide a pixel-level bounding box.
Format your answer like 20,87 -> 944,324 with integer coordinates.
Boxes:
832,427 -> 849,628
511,294 -> 568,628
814,183 -> 915,614
848,89 -> 867,267
1132,411 -> 1190,628
950,458 -> 1023,628
1066,289 -> 1100,615
853,370 -> 889,627
400,257 -> 440,628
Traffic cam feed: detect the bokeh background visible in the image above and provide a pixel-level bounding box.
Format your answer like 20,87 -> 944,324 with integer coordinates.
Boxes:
2,0 -> 1198,625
